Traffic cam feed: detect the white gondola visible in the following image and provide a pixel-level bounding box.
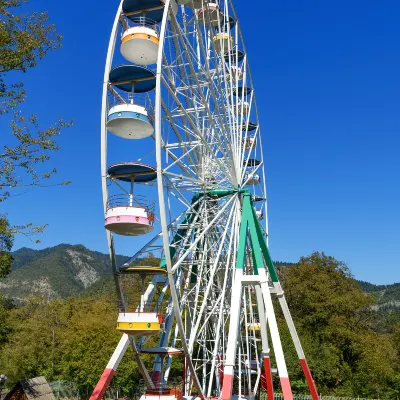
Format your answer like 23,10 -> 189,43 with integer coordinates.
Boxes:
245,173 -> 260,185
242,136 -> 256,150
121,26 -> 159,65
197,3 -> 221,26
234,101 -> 250,115
107,103 -> 154,139
227,65 -> 243,81
213,32 -> 233,53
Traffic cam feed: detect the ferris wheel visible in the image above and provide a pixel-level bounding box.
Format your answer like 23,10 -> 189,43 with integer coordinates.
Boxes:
91,1 -> 319,400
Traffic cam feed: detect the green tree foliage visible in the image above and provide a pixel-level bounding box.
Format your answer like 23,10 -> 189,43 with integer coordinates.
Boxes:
0,252 -> 398,398
0,295 -> 14,345
0,215 -> 13,277
278,252 -> 400,398
0,0 -> 61,109
0,0 -> 72,275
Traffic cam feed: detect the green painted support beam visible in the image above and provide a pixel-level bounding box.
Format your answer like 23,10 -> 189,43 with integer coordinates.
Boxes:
250,202 -> 279,283
234,190 -> 280,283
235,216 -> 248,271
244,194 -> 265,274
160,188 -> 278,284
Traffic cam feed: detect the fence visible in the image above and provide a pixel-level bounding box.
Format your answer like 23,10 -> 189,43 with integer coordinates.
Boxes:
48,382 -> 389,400
49,381 -> 138,400
268,394 -> 384,400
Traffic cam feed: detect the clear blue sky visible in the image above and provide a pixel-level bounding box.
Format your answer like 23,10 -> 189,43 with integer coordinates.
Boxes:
2,0 -> 400,284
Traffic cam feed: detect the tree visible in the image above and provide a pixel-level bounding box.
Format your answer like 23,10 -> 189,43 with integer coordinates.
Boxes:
279,252 -> 398,398
0,295 -> 148,391
0,295 -> 15,345
0,0 -> 72,275
0,215 -> 13,277
1,0 -> 61,110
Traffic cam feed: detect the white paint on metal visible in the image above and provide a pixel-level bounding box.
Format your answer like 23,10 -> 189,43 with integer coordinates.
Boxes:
258,269 -> 289,379
106,334 -> 130,370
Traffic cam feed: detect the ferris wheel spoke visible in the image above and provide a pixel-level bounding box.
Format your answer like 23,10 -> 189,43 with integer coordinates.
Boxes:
166,18 -> 237,175
161,77 -> 234,180
187,202 -> 236,347
162,170 -> 205,187
237,87 -> 253,167
206,210 -> 236,395
172,16 -> 232,135
160,51 -> 204,156
161,76 -> 235,183
172,27 -> 236,171
171,194 -> 236,273
160,103 -> 200,175
160,137 -> 200,179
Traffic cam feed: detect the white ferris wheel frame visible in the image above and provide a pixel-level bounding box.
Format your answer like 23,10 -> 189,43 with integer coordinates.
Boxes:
96,2 -> 319,400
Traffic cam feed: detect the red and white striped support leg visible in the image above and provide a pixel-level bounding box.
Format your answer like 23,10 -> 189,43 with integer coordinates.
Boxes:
280,377 -> 293,400
300,359 -> 319,400
259,270 -> 293,400
263,356 -> 274,400
220,366 -> 234,400
275,282 -> 318,400
221,270 -> 243,400
90,368 -> 115,400
89,334 -> 130,400
255,286 -> 274,400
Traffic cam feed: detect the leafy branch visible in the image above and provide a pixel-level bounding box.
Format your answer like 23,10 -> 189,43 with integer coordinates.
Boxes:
0,0 -> 72,267
0,112 -> 72,202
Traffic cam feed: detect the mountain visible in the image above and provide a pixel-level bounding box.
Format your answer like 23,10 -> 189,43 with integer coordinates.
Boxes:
1,244 -> 399,315
0,244 -> 129,301
358,280 -> 400,315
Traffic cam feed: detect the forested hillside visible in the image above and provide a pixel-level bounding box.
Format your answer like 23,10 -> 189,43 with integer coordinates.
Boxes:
0,245 -> 128,301
3,245 -> 399,307
358,280 -> 400,315
0,248 -> 399,398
